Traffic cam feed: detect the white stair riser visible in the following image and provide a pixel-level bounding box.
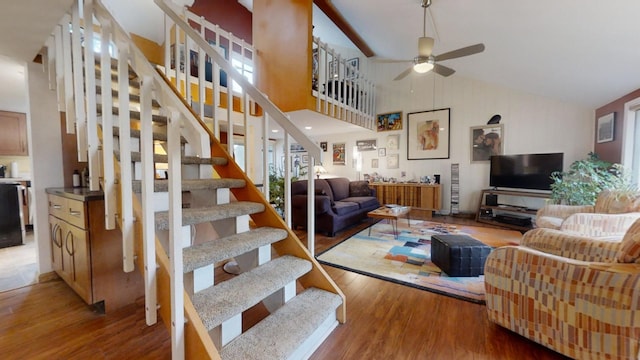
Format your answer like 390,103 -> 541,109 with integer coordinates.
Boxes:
209,313 -> 242,349
263,281 -> 296,314
156,225 -> 192,252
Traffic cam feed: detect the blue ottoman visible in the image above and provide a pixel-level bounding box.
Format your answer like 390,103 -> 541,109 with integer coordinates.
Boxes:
431,234 -> 492,277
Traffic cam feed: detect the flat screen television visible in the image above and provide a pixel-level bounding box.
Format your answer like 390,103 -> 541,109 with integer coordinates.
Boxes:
490,153 -> 563,191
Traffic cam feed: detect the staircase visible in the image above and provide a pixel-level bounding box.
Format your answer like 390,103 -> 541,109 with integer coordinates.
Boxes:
45,0 -> 345,358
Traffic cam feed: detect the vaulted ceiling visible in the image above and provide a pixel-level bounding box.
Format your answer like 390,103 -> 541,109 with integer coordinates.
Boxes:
2,0 -> 640,111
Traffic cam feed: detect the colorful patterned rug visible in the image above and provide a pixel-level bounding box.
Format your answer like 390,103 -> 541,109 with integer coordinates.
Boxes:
316,220 -> 522,304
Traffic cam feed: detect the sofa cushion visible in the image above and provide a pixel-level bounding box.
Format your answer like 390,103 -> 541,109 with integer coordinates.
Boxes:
342,196 -> 379,210
332,201 -> 359,215
349,181 -> 372,197
326,178 -> 351,201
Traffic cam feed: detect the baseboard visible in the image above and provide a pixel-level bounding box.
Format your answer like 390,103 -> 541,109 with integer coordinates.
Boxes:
38,271 -> 60,283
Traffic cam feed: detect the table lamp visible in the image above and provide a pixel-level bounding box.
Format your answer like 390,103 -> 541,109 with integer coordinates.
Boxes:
314,165 -> 328,179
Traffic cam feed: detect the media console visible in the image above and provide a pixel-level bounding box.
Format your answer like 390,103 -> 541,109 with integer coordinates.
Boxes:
475,189 -> 550,231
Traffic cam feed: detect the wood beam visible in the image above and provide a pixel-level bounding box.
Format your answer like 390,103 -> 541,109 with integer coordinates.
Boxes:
313,0 -> 375,57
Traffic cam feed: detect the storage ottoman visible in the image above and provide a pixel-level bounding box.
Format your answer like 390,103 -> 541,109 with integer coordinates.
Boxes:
431,234 -> 492,277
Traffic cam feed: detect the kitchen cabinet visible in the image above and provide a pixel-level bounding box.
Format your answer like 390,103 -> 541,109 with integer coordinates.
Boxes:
47,189 -> 144,312
0,111 -> 28,156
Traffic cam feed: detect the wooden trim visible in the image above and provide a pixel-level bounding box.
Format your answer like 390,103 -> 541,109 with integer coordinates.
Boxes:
313,0 -> 375,57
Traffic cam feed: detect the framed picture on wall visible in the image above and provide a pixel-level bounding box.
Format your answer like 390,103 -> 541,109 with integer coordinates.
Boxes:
377,111 -> 402,132
333,143 -> 346,165
407,108 -> 450,160
597,112 -> 615,143
470,124 -> 504,162
387,154 -> 399,169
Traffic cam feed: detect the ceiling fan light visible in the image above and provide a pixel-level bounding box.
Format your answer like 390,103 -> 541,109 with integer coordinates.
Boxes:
413,62 -> 434,73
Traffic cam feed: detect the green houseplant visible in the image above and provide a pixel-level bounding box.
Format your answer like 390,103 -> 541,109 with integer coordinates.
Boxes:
549,152 -> 633,205
268,164 -> 307,215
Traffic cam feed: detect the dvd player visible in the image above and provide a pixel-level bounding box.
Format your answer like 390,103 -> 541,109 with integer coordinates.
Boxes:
494,214 -> 532,227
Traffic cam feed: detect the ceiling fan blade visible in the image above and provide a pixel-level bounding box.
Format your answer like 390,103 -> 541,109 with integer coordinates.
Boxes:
394,66 -> 414,81
373,59 -> 412,64
434,43 -> 485,62
433,63 -> 455,77
418,36 -> 434,57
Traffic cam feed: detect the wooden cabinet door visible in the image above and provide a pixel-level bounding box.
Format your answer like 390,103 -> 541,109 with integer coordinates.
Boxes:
0,111 -> 28,155
63,224 -> 92,304
48,215 -> 65,276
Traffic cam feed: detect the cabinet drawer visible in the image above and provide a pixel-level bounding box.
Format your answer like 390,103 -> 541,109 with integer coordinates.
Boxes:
65,198 -> 87,229
48,195 -> 66,220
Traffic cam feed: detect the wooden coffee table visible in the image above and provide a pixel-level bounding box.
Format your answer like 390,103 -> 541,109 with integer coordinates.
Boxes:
367,206 -> 411,240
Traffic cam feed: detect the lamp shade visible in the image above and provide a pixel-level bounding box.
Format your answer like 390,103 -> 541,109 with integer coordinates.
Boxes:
314,165 -> 328,178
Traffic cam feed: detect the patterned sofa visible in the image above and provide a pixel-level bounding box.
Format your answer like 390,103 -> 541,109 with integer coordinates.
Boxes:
291,178 -> 380,237
536,189 -> 640,233
484,218 -> 640,359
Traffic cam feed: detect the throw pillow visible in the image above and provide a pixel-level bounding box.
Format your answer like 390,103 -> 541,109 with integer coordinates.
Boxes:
349,181 -> 371,197
616,218 -> 640,263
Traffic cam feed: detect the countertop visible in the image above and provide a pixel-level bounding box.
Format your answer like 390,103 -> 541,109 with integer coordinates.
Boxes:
46,187 -> 105,201
0,177 -> 31,183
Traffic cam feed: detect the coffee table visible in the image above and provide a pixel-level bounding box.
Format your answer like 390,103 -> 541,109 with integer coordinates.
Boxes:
367,206 -> 411,240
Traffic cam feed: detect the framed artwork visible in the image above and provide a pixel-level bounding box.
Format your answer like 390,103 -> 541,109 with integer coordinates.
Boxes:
470,124 -> 504,162
377,111 -> 403,132
597,112 -> 615,143
387,134 -> 399,151
290,143 -> 305,153
387,154 -> 399,169
320,141 -> 328,152
347,57 -> 359,79
356,139 -> 377,151
407,108 -> 450,160
333,143 -> 346,165
378,147 -> 386,157
372,158 -> 379,168
302,154 -> 309,164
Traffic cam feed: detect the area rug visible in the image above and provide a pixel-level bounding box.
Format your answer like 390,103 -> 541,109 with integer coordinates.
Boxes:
316,220 -> 522,304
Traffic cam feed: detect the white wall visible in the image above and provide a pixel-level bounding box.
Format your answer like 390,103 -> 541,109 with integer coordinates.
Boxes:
312,69 -> 594,214
26,62 -> 65,275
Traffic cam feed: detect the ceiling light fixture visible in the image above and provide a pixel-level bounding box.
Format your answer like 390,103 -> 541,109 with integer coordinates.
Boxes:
305,126 -> 312,130
413,57 -> 434,73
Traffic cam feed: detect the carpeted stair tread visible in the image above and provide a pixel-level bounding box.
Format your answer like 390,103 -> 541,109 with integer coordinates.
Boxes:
115,151 -> 228,166
112,126 -> 184,143
192,255 -> 312,330
154,201 -> 265,230
97,103 -> 166,123
183,227 -> 288,273
131,178 -> 246,194
221,287 -> 342,360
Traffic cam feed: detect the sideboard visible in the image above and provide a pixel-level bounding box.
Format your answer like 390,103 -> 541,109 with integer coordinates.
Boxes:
368,183 -> 441,218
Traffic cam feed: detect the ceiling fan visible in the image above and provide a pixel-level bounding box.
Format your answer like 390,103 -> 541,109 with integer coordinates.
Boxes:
390,0 -> 485,80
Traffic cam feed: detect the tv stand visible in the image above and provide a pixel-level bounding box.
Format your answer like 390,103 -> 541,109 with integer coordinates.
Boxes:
475,189 -> 550,231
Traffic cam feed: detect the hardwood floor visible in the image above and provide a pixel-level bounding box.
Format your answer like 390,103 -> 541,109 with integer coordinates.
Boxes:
0,213 -> 568,359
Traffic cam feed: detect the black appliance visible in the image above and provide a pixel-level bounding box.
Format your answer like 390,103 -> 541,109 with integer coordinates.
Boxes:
495,214 -> 532,227
0,182 -> 23,248
485,194 -> 498,206
490,153 -> 563,191
0,165 -> 5,178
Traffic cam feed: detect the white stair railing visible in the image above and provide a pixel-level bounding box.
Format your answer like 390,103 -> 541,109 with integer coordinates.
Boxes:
313,36 -> 376,131
156,0 -> 322,255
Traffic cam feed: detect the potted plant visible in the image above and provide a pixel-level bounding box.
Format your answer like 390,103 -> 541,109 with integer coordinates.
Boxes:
549,152 -> 634,205
268,164 -> 307,216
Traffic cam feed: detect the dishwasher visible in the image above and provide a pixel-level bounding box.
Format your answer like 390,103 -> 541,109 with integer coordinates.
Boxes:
0,182 -> 24,249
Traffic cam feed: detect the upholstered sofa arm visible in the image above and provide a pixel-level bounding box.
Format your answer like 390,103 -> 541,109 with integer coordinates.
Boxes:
536,204 -> 595,219
291,194 -> 332,215
522,228 -> 620,262
560,212 -> 640,237
485,246 -> 640,360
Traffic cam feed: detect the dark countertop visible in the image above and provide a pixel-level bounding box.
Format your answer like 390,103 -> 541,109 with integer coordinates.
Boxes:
46,187 -> 105,202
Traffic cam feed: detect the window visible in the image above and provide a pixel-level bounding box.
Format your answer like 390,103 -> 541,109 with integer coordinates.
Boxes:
231,57 -> 253,93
